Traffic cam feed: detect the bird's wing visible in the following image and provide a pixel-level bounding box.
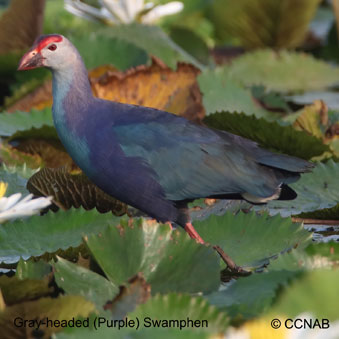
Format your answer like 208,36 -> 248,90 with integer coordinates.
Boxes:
110,104 -> 309,201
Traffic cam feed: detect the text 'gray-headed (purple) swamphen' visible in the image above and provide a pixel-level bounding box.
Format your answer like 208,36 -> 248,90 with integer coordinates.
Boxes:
18,35 -> 314,272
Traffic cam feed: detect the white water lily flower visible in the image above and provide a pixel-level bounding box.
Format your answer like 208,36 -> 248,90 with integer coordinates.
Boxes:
142,2 -> 184,24
0,182 -> 52,223
65,0 -> 184,24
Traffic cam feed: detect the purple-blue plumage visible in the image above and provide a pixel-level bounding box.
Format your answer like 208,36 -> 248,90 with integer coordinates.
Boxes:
18,34 -> 314,245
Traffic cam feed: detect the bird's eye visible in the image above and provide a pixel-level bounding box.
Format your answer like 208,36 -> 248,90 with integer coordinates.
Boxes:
48,44 -> 57,51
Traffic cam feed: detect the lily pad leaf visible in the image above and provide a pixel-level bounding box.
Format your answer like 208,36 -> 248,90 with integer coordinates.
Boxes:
16,258 -> 52,280
0,165 -> 31,195
305,241 -> 339,261
267,247 -> 315,272
72,34 -> 149,71
27,167 -> 127,215
252,85 -> 291,113
209,0 -> 320,48
55,294 -> 227,338
0,142 -> 43,169
290,101 -> 339,158
287,91 -> 339,111
198,68 -> 272,119
228,50 -> 339,93
107,274 -> 151,319
262,160 -> 339,216
129,293 -> 229,333
204,111 -> 330,160
9,125 -> 59,141
0,275 -> 52,305
207,270 -> 298,319
0,138 -> 74,169
296,203 -> 339,220
6,80 -> 53,113
169,26 -> 210,65
13,138 -> 74,168
0,108 -> 53,137
0,296 -> 95,338
194,212 -> 311,269
0,208 -> 120,264
292,100 -> 329,139
269,270 -> 339,321
54,256 -> 119,310
86,219 -> 220,294
102,23 -> 203,69
90,59 -> 205,122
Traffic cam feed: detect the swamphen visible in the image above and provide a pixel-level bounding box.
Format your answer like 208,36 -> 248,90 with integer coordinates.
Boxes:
18,35 -> 313,269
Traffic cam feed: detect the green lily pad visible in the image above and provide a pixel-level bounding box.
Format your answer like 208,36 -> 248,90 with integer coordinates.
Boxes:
296,203 -> 339,220
169,26 -> 210,65
16,258 -> 52,280
0,275 -> 52,305
55,294 -> 225,338
130,293 -> 229,332
71,34 -> 149,71
269,270 -> 339,321
102,23 -> 203,69
0,108 -> 53,137
228,50 -> 339,93
56,327 -> 208,339
204,111 -> 330,160
0,142 -> 44,169
252,85 -> 291,113
0,296 -> 95,338
267,248 -> 313,272
108,274 -> 151,320
0,164 -> 34,195
86,219 -> 220,294
0,208 -> 119,264
305,241 -> 339,261
9,125 -> 59,141
209,0 -> 319,49
207,270 -> 298,319
54,257 -> 119,310
287,91 -> 339,111
265,237 -> 338,271
263,160 -> 339,216
198,68 -> 272,119
194,212 -> 311,268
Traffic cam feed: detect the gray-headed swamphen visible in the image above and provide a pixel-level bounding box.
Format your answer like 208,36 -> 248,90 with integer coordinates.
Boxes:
18,35 -> 314,272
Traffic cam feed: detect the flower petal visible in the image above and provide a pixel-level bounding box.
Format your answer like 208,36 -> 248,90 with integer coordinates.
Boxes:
142,1 -> 183,23
101,0 -> 130,23
0,193 -> 22,211
0,195 -> 52,223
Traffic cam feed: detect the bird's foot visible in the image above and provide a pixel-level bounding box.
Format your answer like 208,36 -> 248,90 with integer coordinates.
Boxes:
184,222 -> 251,278
213,245 -> 251,278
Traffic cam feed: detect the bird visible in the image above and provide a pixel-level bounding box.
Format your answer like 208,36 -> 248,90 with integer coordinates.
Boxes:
18,34 -> 313,264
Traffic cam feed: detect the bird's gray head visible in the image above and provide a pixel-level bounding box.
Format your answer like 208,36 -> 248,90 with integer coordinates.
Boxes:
17,34 -> 78,71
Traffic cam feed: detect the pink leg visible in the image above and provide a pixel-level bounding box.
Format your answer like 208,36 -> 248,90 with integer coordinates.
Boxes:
184,222 -> 205,244
165,221 -> 173,231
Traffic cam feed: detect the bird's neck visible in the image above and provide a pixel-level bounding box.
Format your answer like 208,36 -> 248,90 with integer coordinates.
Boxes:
52,60 -> 93,108
51,60 -> 94,172
51,58 -> 93,130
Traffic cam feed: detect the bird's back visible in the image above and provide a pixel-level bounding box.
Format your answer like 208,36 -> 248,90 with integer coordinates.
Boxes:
61,99 -> 312,209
